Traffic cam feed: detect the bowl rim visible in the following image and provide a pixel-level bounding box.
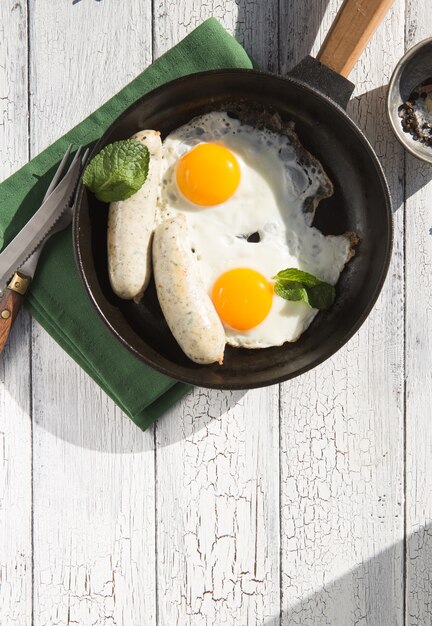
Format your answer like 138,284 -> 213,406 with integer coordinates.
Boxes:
74,67 -> 394,389
387,36 -> 432,165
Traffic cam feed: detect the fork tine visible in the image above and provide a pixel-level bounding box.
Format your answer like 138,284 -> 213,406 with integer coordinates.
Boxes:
66,146 -> 83,174
43,144 -> 73,201
62,147 -> 86,206
52,146 -> 83,195
81,148 -> 90,167
68,148 -> 90,209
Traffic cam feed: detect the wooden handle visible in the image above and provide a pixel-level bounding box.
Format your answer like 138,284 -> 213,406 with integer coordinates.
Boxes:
317,0 -> 394,77
0,289 -> 25,352
0,273 -> 31,353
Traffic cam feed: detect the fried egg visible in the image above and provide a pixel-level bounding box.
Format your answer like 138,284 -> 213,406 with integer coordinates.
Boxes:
157,111 -> 354,348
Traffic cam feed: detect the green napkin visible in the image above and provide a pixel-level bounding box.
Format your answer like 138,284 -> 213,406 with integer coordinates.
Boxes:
0,18 -> 253,431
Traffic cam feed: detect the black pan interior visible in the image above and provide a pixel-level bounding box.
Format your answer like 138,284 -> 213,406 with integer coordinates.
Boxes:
74,69 -> 392,389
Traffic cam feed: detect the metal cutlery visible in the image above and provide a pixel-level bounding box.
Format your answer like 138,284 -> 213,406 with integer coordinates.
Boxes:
0,146 -> 89,353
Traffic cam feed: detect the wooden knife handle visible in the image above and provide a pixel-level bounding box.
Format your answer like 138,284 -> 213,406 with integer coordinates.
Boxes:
317,0 -> 394,77
0,273 -> 31,354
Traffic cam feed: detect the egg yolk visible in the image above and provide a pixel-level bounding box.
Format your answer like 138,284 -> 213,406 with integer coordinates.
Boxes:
211,268 -> 273,331
176,143 -> 240,206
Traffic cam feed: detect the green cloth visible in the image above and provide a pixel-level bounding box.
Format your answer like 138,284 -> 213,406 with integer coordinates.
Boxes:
0,18 -> 253,430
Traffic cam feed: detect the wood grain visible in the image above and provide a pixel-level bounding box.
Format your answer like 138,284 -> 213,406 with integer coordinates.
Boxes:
0,288 -> 26,354
156,388 -> 280,625
29,1 -> 157,624
153,0 -> 279,72
0,2 -> 32,625
404,1 -> 432,623
317,0 -> 395,77
153,3 -> 281,624
279,0 -> 405,623
3,0 -> 432,623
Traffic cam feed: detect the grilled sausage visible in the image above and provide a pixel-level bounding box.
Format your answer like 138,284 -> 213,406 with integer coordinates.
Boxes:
108,130 -> 162,302
153,214 -> 226,365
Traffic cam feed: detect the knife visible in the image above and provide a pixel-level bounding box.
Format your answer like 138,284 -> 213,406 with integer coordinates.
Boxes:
0,146 -> 88,353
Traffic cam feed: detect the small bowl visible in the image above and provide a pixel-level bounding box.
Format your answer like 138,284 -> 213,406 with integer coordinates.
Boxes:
387,38 -> 432,164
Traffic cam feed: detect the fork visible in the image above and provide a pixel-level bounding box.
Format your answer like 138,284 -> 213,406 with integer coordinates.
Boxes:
0,146 -> 89,353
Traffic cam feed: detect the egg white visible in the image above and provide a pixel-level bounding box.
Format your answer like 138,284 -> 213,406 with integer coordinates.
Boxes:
157,112 -> 352,348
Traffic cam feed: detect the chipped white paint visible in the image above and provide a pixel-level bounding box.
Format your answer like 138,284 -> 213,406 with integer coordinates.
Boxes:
279,1 -> 406,624
153,0 -> 279,72
154,4 -> 280,624
29,1 -> 156,625
1,0 -> 432,625
156,388 -> 280,625
0,2 -> 32,625
405,1 -> 432,624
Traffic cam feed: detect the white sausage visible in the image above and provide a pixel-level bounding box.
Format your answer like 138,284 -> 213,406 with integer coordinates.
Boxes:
108,130 -> 162,302
153,214 -> 226,365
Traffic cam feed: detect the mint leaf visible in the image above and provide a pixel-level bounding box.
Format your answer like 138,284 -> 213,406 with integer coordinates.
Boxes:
274,281 -> 308,303
307,282 -> 335,309
273,268 -> 321,287
273,268 -> 335,310
83,139 -> 149,203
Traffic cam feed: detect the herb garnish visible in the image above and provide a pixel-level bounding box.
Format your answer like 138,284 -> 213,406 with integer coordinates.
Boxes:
273,268 -> 335,310
83,139 -> 149,203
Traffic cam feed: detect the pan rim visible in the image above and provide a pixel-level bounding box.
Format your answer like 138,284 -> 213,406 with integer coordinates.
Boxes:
73,67 -> 393,390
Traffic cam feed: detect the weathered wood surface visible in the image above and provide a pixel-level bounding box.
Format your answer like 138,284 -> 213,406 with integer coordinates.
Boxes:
279,1 -> 405,624
154,4 -> 281,624
404,1 -> 432,625
29,2 -> 156,625
0,0 -> 430,624
0,2 -> 32,625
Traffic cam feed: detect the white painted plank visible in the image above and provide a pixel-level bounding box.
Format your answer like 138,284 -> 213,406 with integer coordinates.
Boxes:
154,3 -> 281,624
404,2 -> 432,624
279,1 -> 405,624
153,0 -> 279,71
0,2 -> 32,624
29,1 -> 157,624
156,388 -> 280,625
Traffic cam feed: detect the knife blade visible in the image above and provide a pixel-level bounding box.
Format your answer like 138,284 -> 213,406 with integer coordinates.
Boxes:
0,149 -> 82,295
15,148 -> 89,283
0,146 -> 89,354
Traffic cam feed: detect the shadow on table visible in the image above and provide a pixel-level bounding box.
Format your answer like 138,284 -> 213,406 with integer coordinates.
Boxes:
235,0 -> 330,72
262,524 -> 432,625
155,388 -> 248,447
349,85 -> 432,208
30,350 -> 246,451
8,1 -> 432,452
72,0 -> 103,4
235,0 -> 432,209
2,324 -> 246,449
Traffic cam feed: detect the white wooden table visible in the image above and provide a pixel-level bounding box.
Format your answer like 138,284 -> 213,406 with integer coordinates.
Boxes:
0,1 -> 431,624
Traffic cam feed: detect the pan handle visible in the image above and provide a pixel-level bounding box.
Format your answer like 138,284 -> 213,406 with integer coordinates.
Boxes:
287,0 -> 394,109
288,56 -> 356,110
317,0 -> 394,78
